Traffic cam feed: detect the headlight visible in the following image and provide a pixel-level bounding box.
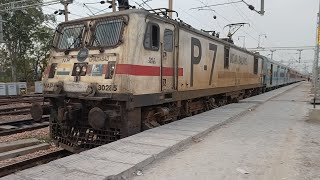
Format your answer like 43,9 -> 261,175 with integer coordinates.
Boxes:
82,65 -> 87,73
76,66 -> 81,73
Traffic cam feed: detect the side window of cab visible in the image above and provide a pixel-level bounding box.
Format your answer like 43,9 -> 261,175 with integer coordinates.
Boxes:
144,22 -> 160,51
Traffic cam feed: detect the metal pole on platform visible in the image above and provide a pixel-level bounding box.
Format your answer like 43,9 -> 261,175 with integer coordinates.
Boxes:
313,0 -> 320,108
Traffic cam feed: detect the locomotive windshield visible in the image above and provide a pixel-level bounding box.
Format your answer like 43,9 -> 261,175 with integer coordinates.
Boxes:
91,18 -> 124,47
56,24 -> 85,50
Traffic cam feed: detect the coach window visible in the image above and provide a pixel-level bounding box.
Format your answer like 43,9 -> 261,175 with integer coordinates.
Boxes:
224,47 -> 230,69
144,23 -> 160,51
164,29 -> 173,52
253,57 -> 258,74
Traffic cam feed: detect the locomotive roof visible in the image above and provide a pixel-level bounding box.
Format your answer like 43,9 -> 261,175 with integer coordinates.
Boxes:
59,9 -> 255,54
59,9 -> 150,24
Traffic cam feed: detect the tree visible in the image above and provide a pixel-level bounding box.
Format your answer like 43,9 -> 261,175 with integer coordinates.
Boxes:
29,25 -> 55,81
0,0 -> 56,82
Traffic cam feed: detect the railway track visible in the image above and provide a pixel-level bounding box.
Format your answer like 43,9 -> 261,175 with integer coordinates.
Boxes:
0,106 -> 31,116
0,117 -> 50,136
0,149 -> 71,177
0,97 -> 44,106
0,95 -> 43,100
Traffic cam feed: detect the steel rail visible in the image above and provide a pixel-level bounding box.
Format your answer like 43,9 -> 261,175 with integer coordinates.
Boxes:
0,117 -> 50,136
0,149 -> 71,177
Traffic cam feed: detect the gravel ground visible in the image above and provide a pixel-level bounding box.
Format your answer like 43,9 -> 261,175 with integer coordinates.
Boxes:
0,102 -> 49,123
0,98 -> 52,168
0,146 -> 61,168
0,103 -> 33,123
0,127 -> 50,143
0,114 -> 32,123
0,127 -> 54,168
134,83 -> 320,180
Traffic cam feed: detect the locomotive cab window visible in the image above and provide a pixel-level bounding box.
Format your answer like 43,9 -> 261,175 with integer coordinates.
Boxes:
253,57 -> 258,74
164,29 -> 173,52
91,18 -> 125,47
144,23 -> 160,51
224,47 -> 230,69
57,24 -> 85,50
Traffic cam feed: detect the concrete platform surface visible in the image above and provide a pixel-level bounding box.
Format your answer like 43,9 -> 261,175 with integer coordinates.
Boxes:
1,82 -> 303,180
240,82 -> 301,103
133,82 -> 320,180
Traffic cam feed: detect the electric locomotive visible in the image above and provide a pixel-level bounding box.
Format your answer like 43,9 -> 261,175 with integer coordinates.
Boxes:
31,3 -> 304,152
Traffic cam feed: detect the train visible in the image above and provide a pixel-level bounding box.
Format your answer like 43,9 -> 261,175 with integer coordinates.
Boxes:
30,5 -> 306,152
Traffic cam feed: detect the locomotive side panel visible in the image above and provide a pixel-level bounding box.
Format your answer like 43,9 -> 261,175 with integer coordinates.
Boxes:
228,48 -> 262,87
124,17 -> 178,95
120,15 -> 163,95
177,30 -> 224,91
177,29 -> 262,92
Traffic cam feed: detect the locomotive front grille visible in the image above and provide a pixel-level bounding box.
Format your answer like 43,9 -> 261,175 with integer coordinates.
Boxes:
51,122 -> 121,153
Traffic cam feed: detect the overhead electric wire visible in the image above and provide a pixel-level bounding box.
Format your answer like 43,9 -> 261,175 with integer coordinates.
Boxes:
178,7 -> 219,35
0,0 -> 60,13
190,1 -> 242,10
43,5 -> 86,20
197,0 -> 259,42
73,1 -> 105,13
93,7 -> 110,15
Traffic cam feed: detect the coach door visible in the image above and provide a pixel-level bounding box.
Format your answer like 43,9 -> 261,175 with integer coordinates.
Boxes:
161,24 -> 175,92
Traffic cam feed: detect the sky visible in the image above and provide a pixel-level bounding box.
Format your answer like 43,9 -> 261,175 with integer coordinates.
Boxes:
43,0 -> 320,73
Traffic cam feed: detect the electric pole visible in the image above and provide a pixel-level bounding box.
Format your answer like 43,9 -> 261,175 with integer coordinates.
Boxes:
168,0 -> 173,18
61,0 -> 74,22
112,0 -> 116,12
270,50 -> 276,60
260,0 -> 265,15
297,49 -> 303,63
313,0 -> 320,107
63,2 -> 68,21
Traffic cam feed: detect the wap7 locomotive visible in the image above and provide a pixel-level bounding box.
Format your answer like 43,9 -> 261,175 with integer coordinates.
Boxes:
34,8 -> 297,152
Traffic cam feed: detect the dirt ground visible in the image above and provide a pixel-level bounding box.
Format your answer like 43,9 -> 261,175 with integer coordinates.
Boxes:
133,83 -> 320,180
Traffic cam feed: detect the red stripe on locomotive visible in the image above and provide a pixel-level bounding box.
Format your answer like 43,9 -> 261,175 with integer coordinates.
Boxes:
86,65 -> 92,75
103,64 -> 108,74
115,64 -> 183,76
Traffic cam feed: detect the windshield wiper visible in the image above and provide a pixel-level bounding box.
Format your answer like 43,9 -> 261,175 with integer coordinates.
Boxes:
92,33 -> 101,46
64,33 -> 82,54
56,29 -> 63,35
92,33 -> 105,53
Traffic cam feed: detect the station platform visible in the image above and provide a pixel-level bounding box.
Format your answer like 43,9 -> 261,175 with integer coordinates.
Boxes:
3,82 -> 317,180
